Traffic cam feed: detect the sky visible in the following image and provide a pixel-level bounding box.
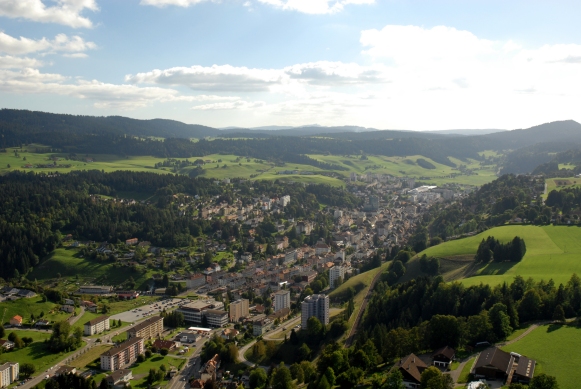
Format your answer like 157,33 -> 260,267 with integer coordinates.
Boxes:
0,0 -> 580,131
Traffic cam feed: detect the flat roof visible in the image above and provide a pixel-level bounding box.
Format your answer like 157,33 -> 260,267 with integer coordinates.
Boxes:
188,327 -> 212,332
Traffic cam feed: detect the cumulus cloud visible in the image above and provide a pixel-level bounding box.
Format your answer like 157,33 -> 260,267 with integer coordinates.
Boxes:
0,32 -> 96,56
126,61 -> 386,92
0,55 -> 43,68
0,0 -> 98,28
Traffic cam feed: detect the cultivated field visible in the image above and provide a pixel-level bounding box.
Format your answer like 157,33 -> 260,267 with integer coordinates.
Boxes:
501,323 -> 581,389
545,177 -> 581,195
411,225 -> 581,287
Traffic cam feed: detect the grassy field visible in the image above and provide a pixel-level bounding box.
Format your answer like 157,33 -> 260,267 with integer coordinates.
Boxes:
129,354 -> 185,387
501,323 -> 581,389
69,344 -> 112,369
0,296 -> 70,326
0,330 -> 85,374
545,177 -> 581,196
410,225 -> 581,287
0,147 -> 498,187
28,248 -> 155,289
329,261 -> 391,328
308,154 -> 497,186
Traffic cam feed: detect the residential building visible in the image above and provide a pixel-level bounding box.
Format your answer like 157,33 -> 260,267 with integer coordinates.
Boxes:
315,239 -> 330,255
61,305 -> 74,313
473,347 -> 536,385
229,299 -> 249,322
0,362 -> 18,388
432,346 -> 455,368
279,195 -> 291,207
104,369 -> 133,389
204,309 -> 229,327
253,316 -> 273,336
84,315 -> 110,336
78,285 -> 113,295
301,294 -> 329,328
274,290 -> 290,313
125,238 -> 138,245
295,221 -> 313,235
152,339 -> 177,351
54,365 -> 76,377
100,337 -> 144,372
186,273 -> 206,289
0,340 -> 14,351
126,316 -> 163,340
329,265 -> 346,289
392,353 -> 427,389
116,291 -> 139,300
9,315 -> 22,327
200,354 -> 220,382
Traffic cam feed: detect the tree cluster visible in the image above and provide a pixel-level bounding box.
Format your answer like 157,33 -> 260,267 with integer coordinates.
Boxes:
475,236 -> 526,263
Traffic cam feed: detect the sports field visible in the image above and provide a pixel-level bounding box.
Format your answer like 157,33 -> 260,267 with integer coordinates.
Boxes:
414,225 -> 581,287
501,323 -> 581,389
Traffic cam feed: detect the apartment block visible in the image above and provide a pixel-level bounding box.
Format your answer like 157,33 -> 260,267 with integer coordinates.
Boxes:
229,299 -> 249,322
274,290 -> 290,313
126,316 -> 163,340
0,363 -> 18,388
301,294 -> 329,328
329,266 -> 346,289
100,337 -> 144,372
84,315 -> 110,336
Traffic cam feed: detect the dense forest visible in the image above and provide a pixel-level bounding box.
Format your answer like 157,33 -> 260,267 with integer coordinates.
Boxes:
0,170 -> 360,280
360,274 -> 581,360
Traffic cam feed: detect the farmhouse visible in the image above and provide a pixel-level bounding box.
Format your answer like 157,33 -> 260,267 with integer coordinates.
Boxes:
391,353 -> 428,388
473,347 -> 536,385
432,346 -> 455,367
9,315 -> 22,327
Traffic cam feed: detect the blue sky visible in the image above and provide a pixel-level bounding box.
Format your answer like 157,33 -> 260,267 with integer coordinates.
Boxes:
0,0 -> 580,130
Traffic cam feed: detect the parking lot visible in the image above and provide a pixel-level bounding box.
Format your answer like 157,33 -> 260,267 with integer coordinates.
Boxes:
110,298 -> 189,323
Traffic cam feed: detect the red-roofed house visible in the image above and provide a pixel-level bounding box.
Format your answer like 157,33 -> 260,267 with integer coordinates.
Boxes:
9,315 -> 22,327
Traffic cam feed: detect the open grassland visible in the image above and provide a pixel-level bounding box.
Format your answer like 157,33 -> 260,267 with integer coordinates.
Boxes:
0,296 -> 70,326
29,248 -> 155,289
501,324 -> 581,389
545,177 -> 581,197
0,147 -> 496,187
129,354 -> 185,387
69,344 -> 112,369
410,225 -> 581,287
309,154 -> 497,186
0,330 -> 85,373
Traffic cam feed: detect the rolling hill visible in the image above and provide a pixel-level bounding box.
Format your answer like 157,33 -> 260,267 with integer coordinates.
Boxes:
405,225 -> 581,287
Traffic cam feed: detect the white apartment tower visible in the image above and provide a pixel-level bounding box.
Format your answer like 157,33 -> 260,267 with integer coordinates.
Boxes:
301,294 -> 329,328
274,290 -> 290,313
329,266 -> 346,289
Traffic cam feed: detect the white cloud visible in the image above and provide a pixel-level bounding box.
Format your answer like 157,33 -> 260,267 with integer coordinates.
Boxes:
140,0 -> 373,13
140,0 -> 212,6
257,0 -> 373,14
0,55 -> 43,68
126,61 -> 385,93
192,100 -> 266,110
0,32 -> 96,56
0,0 -> 98,28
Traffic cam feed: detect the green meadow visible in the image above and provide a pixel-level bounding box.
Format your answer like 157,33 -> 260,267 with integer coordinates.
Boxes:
545,177 -> 581,197
28,248 -> 156,289
412,225 -> 581,287
501,323 -> 581,389
0,296 -> 69,326
0,147 -> 498,187
0,330 -> 85,374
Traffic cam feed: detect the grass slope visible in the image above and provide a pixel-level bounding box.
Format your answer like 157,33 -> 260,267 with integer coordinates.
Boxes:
409,225 -> 581,287
501,324 -> 581,389
0,330 -> 85,374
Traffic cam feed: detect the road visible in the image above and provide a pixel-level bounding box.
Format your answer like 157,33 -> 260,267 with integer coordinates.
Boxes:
68,306 -> 85,325
166,335 -> 210,389
238,315 -> 302,369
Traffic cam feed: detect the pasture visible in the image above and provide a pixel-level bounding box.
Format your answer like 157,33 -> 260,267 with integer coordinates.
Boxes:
501,323 -> 581,389
411,225 -> 581,287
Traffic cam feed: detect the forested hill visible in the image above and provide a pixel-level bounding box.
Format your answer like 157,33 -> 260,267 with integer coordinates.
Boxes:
0,109 -> 219,140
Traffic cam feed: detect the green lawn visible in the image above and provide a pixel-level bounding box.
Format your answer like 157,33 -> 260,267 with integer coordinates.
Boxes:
0,296 -> 68,326
28,248 -> 155,289
457,357 -> 475,383
0,330 -> 85,375
545,177 -> 581,198
129,354 -> 185,387
69,344 -> 112,369
501,324 -> 581,389
412,225 -> 581,287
